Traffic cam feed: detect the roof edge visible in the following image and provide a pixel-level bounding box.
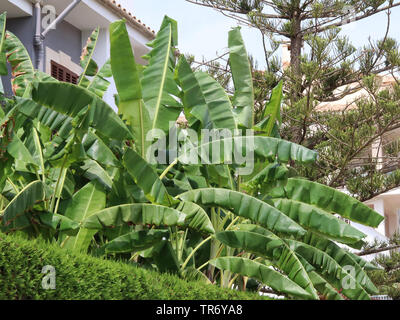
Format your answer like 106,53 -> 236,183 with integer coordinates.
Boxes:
96,0 -> 155,39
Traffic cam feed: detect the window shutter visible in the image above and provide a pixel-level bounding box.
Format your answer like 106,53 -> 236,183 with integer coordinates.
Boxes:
50,60 -> 79,84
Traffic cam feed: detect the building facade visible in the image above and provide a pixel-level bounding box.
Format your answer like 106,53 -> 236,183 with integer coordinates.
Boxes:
0,0 -> 155,109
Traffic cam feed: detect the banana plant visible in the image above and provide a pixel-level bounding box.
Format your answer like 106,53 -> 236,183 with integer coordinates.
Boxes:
0,14 -> 384,300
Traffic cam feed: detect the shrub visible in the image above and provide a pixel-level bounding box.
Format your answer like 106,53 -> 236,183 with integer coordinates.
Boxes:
0,232 -> 266,300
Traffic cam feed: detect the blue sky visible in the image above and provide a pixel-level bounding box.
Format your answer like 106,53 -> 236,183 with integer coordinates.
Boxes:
126,0 -> 400,69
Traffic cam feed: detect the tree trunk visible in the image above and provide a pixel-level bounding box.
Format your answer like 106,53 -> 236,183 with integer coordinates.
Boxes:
290,11 -> 302,77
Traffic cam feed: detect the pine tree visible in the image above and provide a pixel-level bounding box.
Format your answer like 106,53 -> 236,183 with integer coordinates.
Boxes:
186,0 -> 400,200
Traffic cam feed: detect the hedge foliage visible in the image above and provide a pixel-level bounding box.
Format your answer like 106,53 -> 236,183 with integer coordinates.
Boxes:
0,233 -> 266,300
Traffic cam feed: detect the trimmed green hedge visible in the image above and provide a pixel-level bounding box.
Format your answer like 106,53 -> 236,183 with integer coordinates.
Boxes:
0,233 -> 266,300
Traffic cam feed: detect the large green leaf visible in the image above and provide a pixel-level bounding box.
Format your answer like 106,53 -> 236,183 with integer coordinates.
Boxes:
123,148 -> 177,206
285,239 -> 371,300
81,159 -> 114,190
178,188 -> 306,237
175,201 -> 215,234
210,257 -> 314,299
190,71 -> 238,130
60,181 -> 106,252
216,230 -> 319,299
110,20 -> 150,157
78,28 -> 99,85
1,181 -> 44,232
276,178 -> 384,228
256,81 -> 283,136
141,16 -> 182,133
31,81 -> 132,140
82,203 -> 186,230
272,198 -> 367,247
5,31 -> 34,97
102,229 -> 169,253
177,56 -> 236,130
178,136 -> 317,167
0,12 -> 7,76
302,232 -> 378,295
86,59 -> 112,98
7,134 -> 38,166
82,131 -> 119,167
228,27 -> 254,128
308,271 -> 344,300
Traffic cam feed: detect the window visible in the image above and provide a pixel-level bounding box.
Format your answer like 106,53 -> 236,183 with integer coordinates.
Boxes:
51,60 -> 78,84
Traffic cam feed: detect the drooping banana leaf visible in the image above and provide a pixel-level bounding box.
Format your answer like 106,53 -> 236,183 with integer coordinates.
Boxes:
7,134 -> 38,167
38,212 -> 80,232
308,271 -> 344,300
4,31 -> 35,97
31,81 -> 133,140
274,178 -> 384,228
110,20 -> 150,157
178,188 -> 306,237
82,203 -> 187,230
210,257 -> 314,299
302,232 -> 378,295
216,230 -> 319,299
284,239 -> 371,300
347,251 -> 380,271
81,159 -> 113,190
178,136 -> 317,167
271,198 -> 367,247
123,148 -> 177,206
1,181 -> 44,232
141,16 -> 182,133
86,59 -> 112,98
177,56 -> 236,131
0,12 -> 7,76
82,131 -> 119,167
174,201 -> 215,234
228,27 -> 254,129
101,229 -> 169,253
78,28 -> 99,86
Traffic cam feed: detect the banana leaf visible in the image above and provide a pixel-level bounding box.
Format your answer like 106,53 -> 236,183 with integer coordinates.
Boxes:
178,136 -> 317,167
110,20 -> 150,157
102,229 -> 169,253
78,28 -> 99,85
191,71 -> 237,130
216,230 -> 319,299
141,16 -> 182,133
277,178 -> 384,228
177,56 -> 236,130
302,232 -> 378,295
210,257 -> 314,299
178,188 -> 306,237
175,201 -> 215,234
272,198 -> 367,247
1,181 -> 44,232
59,181 -> 106,251
31,81 -> 133,140
0,12 -> 7,75
82,203 -> 186,230
123,148 -> 177,206
4,31 -> 35,97
229,27 -> 254,128
255,81 -> 283,136
285,239 -> 371,300
308,271 -> 344,300
86,59 -> 112,98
